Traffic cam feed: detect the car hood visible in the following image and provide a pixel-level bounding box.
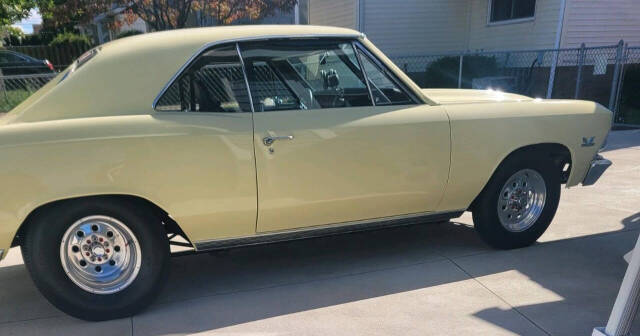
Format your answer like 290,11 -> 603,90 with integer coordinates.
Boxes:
422,89 -> 533,105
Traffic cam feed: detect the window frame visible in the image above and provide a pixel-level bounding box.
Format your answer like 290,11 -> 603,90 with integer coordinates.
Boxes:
352,41 -> 420,105
240,38 -> 376,112
487,0 -> 536,26
152,34 -> 423,112
154,42 -> 253,113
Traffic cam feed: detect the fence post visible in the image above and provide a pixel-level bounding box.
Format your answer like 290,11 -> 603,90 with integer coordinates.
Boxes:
609,40 -> 624,111
612,43 -> 628,122
546,50 -> 558,99
574,43 -> 586,99
457,54 -> 464,88
613,43 -> 629,120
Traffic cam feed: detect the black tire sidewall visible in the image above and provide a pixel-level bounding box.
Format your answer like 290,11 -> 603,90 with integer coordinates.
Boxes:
473,156 -> 561,249
21,199 -> 169,321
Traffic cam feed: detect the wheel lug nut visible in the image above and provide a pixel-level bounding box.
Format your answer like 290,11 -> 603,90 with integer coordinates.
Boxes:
79,260 -> 87,267
85,252 -> 90,257
91,225 -> 98,232
107,231 -> 114,238
106,249 -> 110,253
99,237 -> 104,242
76,231 -> 84,237
72,246 -> 80,253
95,266 -> 102,272
104,242 -> 109,247
114,246 -> 120,252
86,239 -> 91,244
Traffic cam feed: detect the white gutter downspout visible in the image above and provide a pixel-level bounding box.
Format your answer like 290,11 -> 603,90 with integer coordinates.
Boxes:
546,0 -> 568,98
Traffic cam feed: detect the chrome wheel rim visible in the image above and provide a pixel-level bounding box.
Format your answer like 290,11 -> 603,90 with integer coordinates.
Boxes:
60,215 -> 142,294
497,169 -> 546,232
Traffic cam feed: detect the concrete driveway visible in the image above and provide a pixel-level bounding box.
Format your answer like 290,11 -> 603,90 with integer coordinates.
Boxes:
1,130 -> 639,336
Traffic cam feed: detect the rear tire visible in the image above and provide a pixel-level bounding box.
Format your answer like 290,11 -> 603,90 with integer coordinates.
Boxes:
472,153 -> 561,249
21,199 -> 169,321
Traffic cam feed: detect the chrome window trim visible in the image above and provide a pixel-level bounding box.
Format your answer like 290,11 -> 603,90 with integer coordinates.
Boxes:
236,43 -> 255,113
152,33 -> 364,110
352,41 -> 376,106
352,41 -> 421,105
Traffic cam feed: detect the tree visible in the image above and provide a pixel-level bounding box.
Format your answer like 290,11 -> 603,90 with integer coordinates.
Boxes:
201,0 -> 298,25
36,0 -> 112,31
127,0 -> 298,31
0,0 -> 38,26
126,0 -> 198,31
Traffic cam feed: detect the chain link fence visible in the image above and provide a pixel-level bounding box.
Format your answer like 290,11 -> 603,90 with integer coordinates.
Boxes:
390,41 -> 639,127
0,41 -> 638,127
0,73 -> 57,112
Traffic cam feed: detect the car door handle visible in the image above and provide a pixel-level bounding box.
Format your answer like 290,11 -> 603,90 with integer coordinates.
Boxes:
263,135 -> 294,146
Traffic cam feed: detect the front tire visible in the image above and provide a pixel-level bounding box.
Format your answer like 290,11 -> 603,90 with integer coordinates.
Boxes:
472,154 -> 561,249
21,199 -> 169,321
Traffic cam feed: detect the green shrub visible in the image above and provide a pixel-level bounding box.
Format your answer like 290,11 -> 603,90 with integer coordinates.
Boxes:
49,32 -> 92,48
618,64 -> 640,124
115,30 -> 144,39
423,55 -> 499,88
1,26 -> 25,46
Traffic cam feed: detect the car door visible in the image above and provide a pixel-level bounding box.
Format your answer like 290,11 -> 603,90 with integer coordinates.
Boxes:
151,44 -> 257,242
239,39 -> 451,233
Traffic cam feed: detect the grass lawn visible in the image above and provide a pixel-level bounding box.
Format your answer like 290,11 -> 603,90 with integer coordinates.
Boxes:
0,90 -> 31,113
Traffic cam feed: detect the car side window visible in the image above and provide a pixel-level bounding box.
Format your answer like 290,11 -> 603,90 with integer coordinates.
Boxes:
239,39 -> 372,112
356,49 -> 414,106
156,45 -> 251,112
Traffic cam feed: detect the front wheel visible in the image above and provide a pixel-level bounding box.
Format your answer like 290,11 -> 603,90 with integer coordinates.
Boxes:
21,199 -> 170,321
472,154 -> 561,249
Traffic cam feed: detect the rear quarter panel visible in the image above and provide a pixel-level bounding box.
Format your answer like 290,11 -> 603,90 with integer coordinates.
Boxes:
437,99 -> 612,212
0,114 -> 257,256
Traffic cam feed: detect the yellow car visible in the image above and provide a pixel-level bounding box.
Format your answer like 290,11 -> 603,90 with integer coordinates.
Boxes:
0,25 -> 612,320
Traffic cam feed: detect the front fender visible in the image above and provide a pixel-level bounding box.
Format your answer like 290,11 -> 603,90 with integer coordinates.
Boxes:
436,99 -> 612,212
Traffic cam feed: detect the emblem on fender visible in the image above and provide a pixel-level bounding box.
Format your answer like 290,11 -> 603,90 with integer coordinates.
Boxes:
582,136 -> 595,147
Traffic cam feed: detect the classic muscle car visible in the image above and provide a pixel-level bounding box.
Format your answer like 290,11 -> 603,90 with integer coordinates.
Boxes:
0,26 -> 612,321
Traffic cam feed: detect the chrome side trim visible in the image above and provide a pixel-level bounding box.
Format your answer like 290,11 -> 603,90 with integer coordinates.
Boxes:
582,154 -> 612,186
194,210 -> 464,251
152,33 -> 364,110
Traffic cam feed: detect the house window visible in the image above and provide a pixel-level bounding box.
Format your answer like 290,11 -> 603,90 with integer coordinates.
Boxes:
490,0 -> 536,23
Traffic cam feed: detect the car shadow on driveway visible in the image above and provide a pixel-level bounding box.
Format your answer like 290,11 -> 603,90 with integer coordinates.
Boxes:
1,213 -> 639,335
137,212 -> 639,335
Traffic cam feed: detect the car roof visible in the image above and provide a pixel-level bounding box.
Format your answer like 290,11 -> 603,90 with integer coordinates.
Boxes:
100,25 -> 362,55
4,25 -> 371,123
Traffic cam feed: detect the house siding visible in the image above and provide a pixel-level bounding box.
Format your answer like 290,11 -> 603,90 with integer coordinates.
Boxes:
561,0 -> 640,48
309,0 -> 357,29
361,0 -> 470,55
467,0 -> 563,51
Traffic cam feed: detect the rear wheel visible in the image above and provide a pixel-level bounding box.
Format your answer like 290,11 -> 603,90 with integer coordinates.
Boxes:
472,154 -> 561,249
21,199 -> 169,321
